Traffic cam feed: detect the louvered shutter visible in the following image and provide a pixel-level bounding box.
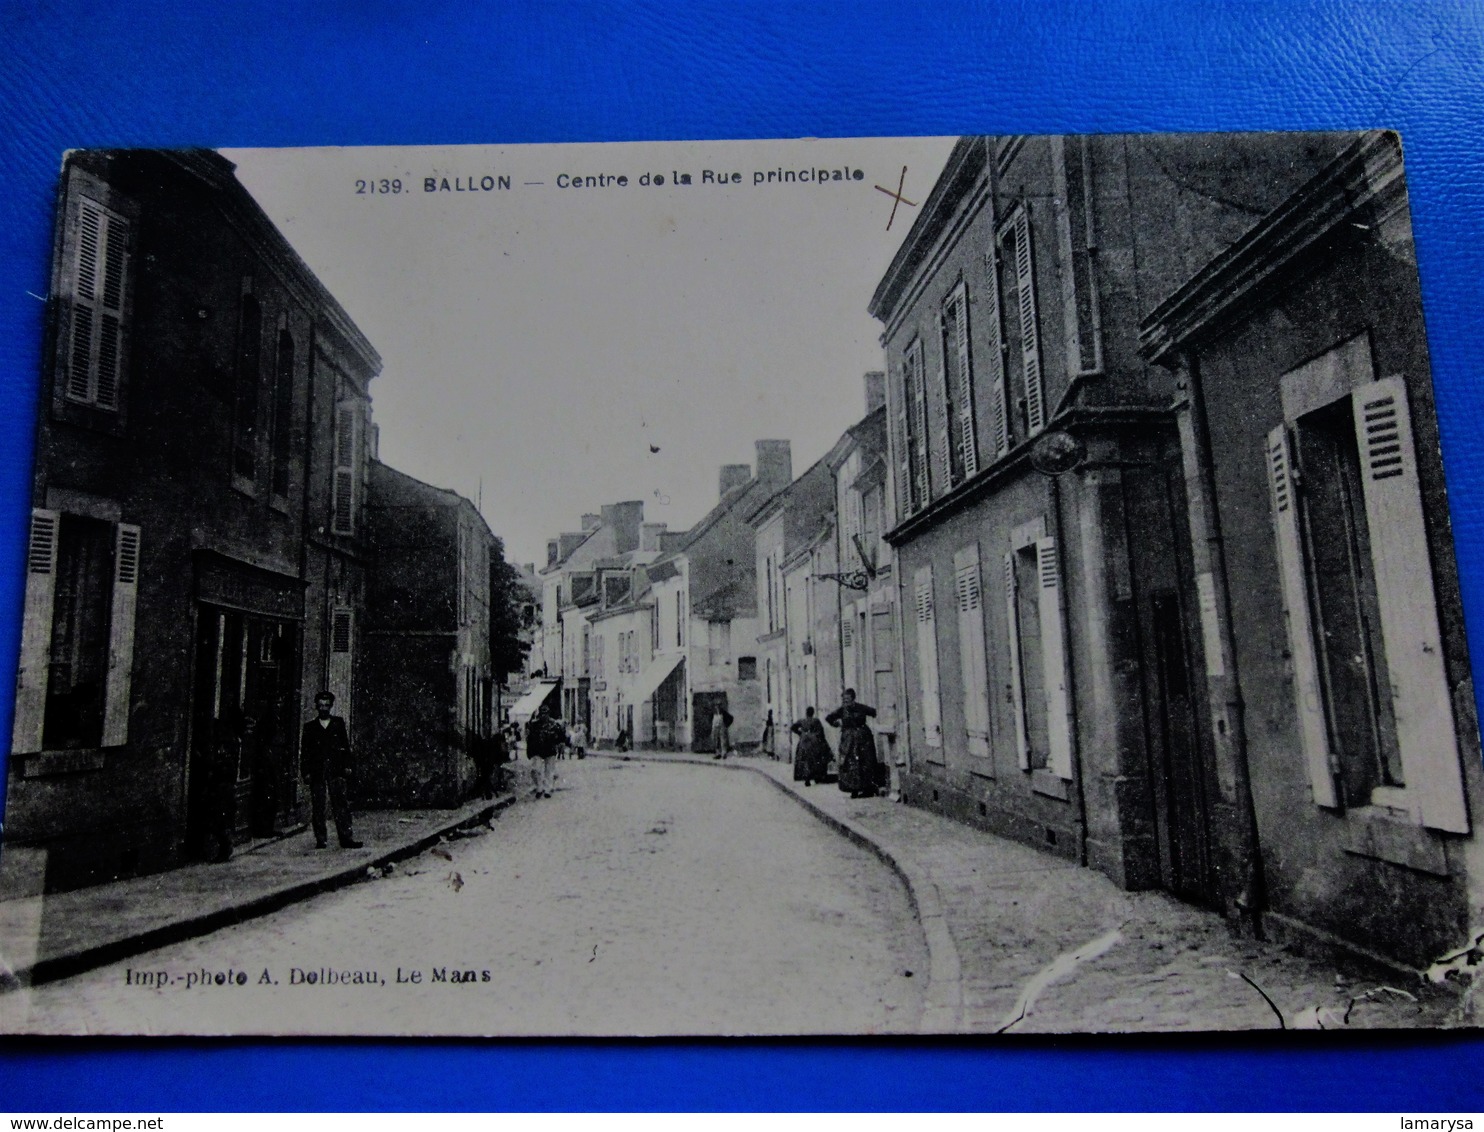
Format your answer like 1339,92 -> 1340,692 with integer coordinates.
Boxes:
101,523 -> 140,746
12,509 -> 60,753
914,566 -> 942,748
954,286 -> 978,477
1266,424 -> 1339,808
936,311 -> 953,488
909,343 -> 930,505
984,248 -> 1011,457
1036,537 -> 1073,779
1352,378 -> 1468,831
331,404 -> 357,534
891,365 -> 912,519
955,545 -> 991,758
1014,208 -> 1046,436
67,200 -> 128,410
1004,552 -> 1029,769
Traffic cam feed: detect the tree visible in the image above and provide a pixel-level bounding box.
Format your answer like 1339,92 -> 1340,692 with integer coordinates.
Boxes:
489,537 -> 533,682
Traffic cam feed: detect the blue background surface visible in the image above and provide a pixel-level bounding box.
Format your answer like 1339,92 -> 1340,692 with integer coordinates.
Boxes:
1,0 -> 1483,1111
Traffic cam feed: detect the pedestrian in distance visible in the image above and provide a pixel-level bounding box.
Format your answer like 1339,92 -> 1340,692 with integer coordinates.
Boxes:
710,704 -> 734,759
300,691 -> 363,849
790,707 -> 831,787
526,703 -> 565,798
570,719 -> 588,760
826,688 -> 879,799
616,725 -> 631,753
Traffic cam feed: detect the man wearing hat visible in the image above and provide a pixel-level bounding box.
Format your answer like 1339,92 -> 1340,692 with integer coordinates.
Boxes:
301,691 -> 363,849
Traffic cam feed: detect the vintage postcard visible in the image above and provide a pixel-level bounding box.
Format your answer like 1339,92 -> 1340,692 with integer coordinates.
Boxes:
0,132 -> 1480,1036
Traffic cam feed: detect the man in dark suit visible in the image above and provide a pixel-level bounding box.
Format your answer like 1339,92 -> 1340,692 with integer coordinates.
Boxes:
301,691 -> 363,849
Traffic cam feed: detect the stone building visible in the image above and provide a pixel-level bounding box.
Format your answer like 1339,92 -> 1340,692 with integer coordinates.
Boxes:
869,134 -> 1359,914
1141,131 -> 1484,970
4,149 -> 379,893
357,461 -> 498,807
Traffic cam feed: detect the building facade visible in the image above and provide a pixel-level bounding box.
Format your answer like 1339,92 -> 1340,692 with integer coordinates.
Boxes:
1142,131 -> 1484,970
4,150 -> 380,894
357,461 -> 497,807
870,134 -> 1358,915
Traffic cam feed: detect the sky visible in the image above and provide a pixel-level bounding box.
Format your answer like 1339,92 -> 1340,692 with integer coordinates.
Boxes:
224,137 -> 957,568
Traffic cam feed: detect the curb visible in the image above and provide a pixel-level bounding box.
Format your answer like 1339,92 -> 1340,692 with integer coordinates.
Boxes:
599,752 -> 965,1033
3,793 -> 516,991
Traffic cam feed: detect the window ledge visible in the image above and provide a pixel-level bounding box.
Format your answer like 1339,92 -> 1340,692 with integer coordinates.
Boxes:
1342,805 -> 1450,877
21,748 -> 108,778
1031,768 -> 1071,801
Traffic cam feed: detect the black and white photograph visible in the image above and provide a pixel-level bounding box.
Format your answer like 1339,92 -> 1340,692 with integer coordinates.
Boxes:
0,131 -> 1480,1036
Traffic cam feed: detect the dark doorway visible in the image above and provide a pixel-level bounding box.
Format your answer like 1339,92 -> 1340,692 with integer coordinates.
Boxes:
1144,589 -> 1217,905
188,605 -> 301,857
691,691 -> 728,753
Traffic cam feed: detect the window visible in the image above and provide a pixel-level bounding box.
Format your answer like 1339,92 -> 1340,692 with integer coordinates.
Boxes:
954,545 -> 992,759
63,195 -> 131,412
939,282 -> 978,485
331,402 -> 358,535
995,205 -> 1045,442
270,328 -> 295,497
675,591 -> 684,647
233,293 -> 262,482
902,340 -> 930,511
1004,522 -> 1072,777
1269,342 -> 1467,831
708,620 -> 731,667
738,657 -> 757,681
912,566 -> 942,750
12,511 -> 139,754
329,607 -> 353,726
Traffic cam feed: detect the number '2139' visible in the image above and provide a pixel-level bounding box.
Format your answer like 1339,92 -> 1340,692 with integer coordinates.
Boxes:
356,179 -> 403,194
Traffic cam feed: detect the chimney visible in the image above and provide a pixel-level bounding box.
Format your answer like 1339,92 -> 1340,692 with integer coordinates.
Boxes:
755,439 -> 792,490
524,563 -> 535,577
581,513 -> 602,531
546,540 -> 560,567
719,464 -> 751,499
601,500 -> 645,554
864,370 -> 886,414
641,522 -> 668,552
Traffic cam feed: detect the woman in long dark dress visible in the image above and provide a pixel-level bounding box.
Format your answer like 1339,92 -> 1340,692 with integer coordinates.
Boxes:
790,707 -> 831,786
826,688 -> 878,798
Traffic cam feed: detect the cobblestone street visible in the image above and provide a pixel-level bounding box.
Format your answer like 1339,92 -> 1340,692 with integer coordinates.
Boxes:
3,758 -> 926,1036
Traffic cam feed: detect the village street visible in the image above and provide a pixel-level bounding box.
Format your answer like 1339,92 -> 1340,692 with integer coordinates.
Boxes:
3,757 -> 928,1036
3,752 -> 1462,1037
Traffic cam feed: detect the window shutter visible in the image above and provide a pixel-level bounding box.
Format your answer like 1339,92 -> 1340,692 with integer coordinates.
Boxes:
914,566 -> 942,748
984,248 -> 1011,458
1004,552 -> 1029,769
12,509 -> 60,754
909,342 -> 931,506
1266,425 -> 1339,808
101,523 -> 140,747
332,404 -> 357,535
1351,377 -> 1468,832
67,200 -> 129,410
955,545 -> 991,758
936,311 -> 953,489
891,364 -> 912,519
954,286 -> 978,477
1014,207 -> 1045,436
1036,537 -> 1073,779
